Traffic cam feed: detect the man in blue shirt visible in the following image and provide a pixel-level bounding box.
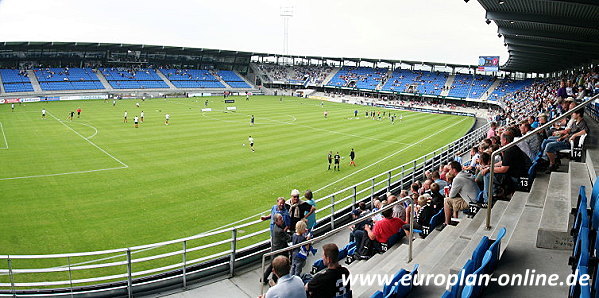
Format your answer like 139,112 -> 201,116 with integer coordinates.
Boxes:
261,255 -> 306,298
261,197 -> 291,235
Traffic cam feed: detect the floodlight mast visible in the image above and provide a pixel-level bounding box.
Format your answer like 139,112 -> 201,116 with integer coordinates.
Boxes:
280,3 -> 293,64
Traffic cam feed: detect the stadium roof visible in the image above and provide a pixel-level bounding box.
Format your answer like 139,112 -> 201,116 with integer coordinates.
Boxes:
477,0 -> 599,73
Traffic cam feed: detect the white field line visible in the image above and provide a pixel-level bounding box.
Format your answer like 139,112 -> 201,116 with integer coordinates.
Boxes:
69,121 -> 98,139
202,116 -> 469,233
0,122 -> 7,149
313,117 -> 470,193
0,167 -> 128,181
48,112 -> 128,168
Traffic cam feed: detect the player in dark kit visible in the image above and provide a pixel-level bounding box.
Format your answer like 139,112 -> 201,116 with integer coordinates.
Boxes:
250,115 -> 255,126
334,152 -> 341,171
349,149 -> 356,166
354,110 -> 358,118
327,151 -> 333,170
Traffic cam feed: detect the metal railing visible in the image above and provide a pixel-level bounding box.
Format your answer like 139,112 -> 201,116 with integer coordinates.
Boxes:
259,196 -> 412,296
486,94 -> 599,229
0,117 -> 489,297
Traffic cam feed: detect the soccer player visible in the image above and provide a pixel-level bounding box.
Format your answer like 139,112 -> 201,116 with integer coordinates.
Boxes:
250,115 -> 255,126
327,151 -> 333,170
246,93 -> 249,101
69,111 -> 75,120
165,113 -> 170,125
354,110 -> 358,118
140,111 -> 144,123
112,100 -> 116,106
204,100 -> 209,107
324,111 -> 328,118
334,152 -> 340,171
248,136 -> 255,152
41,108 -> 46,119
76,107 -> 82,118
11,103 -> 14,111
400,114 -> 403,122
136,102 -> 140,108
123,111 -> 128,123
349,149 -> 356,166
133,116 -> 139,128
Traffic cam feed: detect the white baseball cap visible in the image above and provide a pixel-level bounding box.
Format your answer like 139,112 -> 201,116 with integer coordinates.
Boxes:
291,189 -> 301,196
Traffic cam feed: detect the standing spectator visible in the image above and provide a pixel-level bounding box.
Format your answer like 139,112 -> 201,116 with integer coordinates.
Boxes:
306,244 -> 351,298
303,190 -> 317,231
262,214 -> 292,285
261,255 -> 306,298
261,197 -> 291,235
289,189 -> 312,230
291,220 -> 311,276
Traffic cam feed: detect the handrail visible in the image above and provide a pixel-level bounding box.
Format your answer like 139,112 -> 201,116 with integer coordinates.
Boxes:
486,94 -> 599,229
0,113 -> 489,296
259,196 -> 411,296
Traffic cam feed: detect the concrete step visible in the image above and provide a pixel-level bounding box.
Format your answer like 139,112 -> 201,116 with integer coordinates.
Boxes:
351,232 -> 442,297
440,75 -> 455,97
155,69 -> 177,89
454,192 -> 528,270
26,70 -> 42,92
350,238 -> 406,274
525,174 -> 550,208
536,172 -> 573,250
585,148 -> 599,179
570,161 -> 592,212
458,207 -> 487,241
449,200 -> 510,274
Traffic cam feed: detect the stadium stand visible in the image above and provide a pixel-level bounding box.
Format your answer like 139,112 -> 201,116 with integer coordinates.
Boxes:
100,67 -> 169,89
34,68 -> 105,91
467,75 -> 495,99
326,66 -> 387,89
487,78 -> 535,101
379,69 -> 447,95
0,69 -> 34,92
159,69 -> 224,88
256,64 -> 333,86
215,70 -> 251,88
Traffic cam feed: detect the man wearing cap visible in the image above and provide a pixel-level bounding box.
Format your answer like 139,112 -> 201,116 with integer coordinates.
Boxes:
288,189 -> 312,230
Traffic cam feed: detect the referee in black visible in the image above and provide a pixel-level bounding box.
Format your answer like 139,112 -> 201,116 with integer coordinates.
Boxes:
327,151 -> 333,170
334,152 -> 341,171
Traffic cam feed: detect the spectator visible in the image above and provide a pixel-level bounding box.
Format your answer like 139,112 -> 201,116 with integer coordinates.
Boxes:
291,220 -> 311,276
262,214 -> 292,285
303,190 -> 317,230
403,195 -> 435,237
288,189 -> 312,230
431,171 -> 448,189
487,122 -> 498,138
349,209 -> 370,245
261,255 -> 306,298
517,121 -> 542,160
261,197 -> 291,234
543,110 -> 589,173
306,243 -> 351,298
440,161 -> 481,229
483,132 -> 530,198
428,183 -> 445,212
362,207 -> 405,252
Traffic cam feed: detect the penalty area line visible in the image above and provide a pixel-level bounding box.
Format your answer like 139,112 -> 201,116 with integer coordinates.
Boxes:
0,167 -> 128,181
49,112 -> 128,168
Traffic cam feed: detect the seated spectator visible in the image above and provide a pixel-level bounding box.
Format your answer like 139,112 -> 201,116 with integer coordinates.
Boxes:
262,214 -> 292,285
431,171 -> 448,189
517,121 -> 542,160
306,243 -> 351,298
483,132 -> 531,198
403,195 -> 435,237
261,255 -> 306,298
440,161 -> 481,229
360,207 -> 405,254
543,110 -> 589,173
349,209 -> 370,245
428,183 -> 445,212
371,198 -> 383,222
387,193 -> 407,219
419,179 -> 433,195
261,197 -> 291,234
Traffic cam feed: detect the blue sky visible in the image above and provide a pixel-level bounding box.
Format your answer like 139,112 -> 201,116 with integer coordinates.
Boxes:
0,0 -> 508,65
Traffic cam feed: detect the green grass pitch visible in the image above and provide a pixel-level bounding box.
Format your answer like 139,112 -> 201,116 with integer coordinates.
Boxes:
0,95 -> 474,254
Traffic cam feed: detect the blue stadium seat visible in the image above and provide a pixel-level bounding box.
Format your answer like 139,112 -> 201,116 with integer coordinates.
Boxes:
370,291 -> 384,298
487,227 -> 506,272
382,268 -> 408,297
570,227 -> 589,271
461,250 -> 492,298
395,264 -> 419,297
571,186 -> 589,239
443,259 -> 475,298
591,176 -> 599,210
471,236 -> 492,269
570,265 -> 591,298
